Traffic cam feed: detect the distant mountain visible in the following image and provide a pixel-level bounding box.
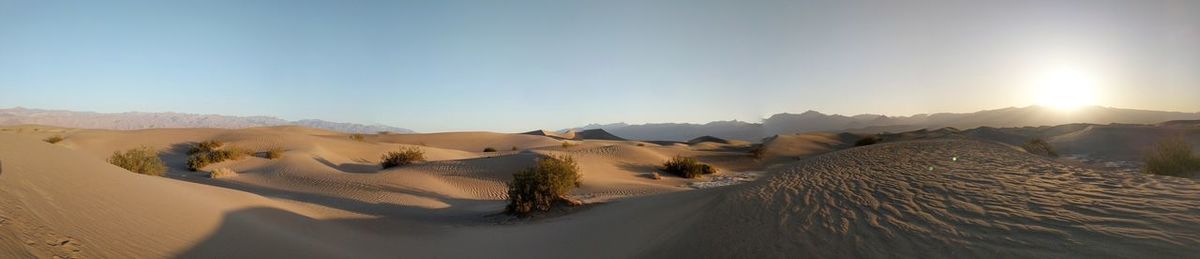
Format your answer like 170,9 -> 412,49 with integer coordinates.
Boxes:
0,107 -> 413,134
571,106 -> 1200,142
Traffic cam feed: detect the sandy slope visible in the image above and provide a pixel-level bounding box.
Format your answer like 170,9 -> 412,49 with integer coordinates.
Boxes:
3,126 -> 1198,258
648,139 -> 1200,258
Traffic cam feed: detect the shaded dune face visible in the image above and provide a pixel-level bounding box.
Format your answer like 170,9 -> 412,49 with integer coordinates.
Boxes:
649,139 -> 1200,258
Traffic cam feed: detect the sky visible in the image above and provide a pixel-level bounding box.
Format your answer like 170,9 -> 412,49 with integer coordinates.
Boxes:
1,0 -> 1197,132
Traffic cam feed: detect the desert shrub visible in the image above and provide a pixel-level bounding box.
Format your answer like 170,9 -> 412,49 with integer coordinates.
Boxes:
265,147 -> 284,159
561,141 -> 577,148
350,134 -> 365,141
749,145 -> 766,159
209,168 -> 237,178
108,147 -> 167,176
380,146 -> 425,169
636,143 -> 645,147
1143,136 -> 1200,177
511,146 -> 519,151
378,131 -> 392,135
484,147 -> 497,152
187,140 -> 224,155
186,145 -> 250,171
43,135 -> 64,144
1022,138 -> 1058,157
506,155 -> 582,216
854,135 -> 881,147
661,155 -> 717,178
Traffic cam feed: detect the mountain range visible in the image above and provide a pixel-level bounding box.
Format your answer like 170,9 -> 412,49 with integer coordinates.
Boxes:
0,107 -> 413,134
571,106 -> 1200,141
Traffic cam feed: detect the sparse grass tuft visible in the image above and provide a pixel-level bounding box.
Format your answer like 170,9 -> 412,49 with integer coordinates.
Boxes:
506,155 -> 582,216
265,147 -> 284,159
43,135 -> 64,144
854,135 -> 881,147
1143,136 -> 1200,177
109,147 -> 167,176
1022,138 -> 1058,157
381,146 -> 425,169
661,155 -> 717,178
483,147 -> 497,152
209,168 -> 237,178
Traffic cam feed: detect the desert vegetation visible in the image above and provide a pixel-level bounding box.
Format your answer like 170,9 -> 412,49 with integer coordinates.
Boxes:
561,141 -> 577,148
1143,136 -> 1200,177
506,155 -> 582,216
854,135 -> 881,146
43,135 -> 64,144
483,147 -> 497,152
264,147 -> 284,159
380,146 -> 425,169
749,145 -> 766,159
350,134 -> 366,141
209,167 -> 237,178
1021,138 -> 1058,157
108,147 -> 167,176
186,141 -> 250,171
661,155 -> 717,178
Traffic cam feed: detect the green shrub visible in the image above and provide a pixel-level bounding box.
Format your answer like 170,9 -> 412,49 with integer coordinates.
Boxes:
483,147 -> 497,152
43,135 -> 64,144
661,155 -> 717,178
381,146 -> 425,169
1143,136 -> 1200,177
265,147 -> 284,159
506,155 -> 582,216
1022,138 -> 1058,157
186,144 -> 250,171
350,134 -> 365,142
854,135 -> 881,147
187,140 -> 223,155
108,147 -> 167,176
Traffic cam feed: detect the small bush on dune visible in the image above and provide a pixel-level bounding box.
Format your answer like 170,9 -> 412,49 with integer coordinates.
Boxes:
511,146 -> 519,151
188,140 -> 224,155
661,155 -> 717,178
1022,138 -> 1058,157
561,141 -> 577,148
350,134 -> 366,142
483,147 -> 497,152
1143,136 -> 1200,177
636,143 -> 645,147
43,135 -> 64,144
749,145 -> 766,159
209,168 -> 237,178
109,147 -> 167,176
506,155 -> 582,216
186,143 -> 251,171
381,146 -> 425,169
265,147 -> 284,159
854,135 -> 881,147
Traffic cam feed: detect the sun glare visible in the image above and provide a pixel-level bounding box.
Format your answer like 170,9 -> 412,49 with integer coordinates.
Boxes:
1033,66 -> 1099,110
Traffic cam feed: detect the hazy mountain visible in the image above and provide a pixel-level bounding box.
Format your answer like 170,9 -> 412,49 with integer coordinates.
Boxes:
0,107 -> 413,134
573,106 -> 1200,141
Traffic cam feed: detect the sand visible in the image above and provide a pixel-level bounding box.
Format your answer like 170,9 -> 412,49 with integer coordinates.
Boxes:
2,126 -> 1198,258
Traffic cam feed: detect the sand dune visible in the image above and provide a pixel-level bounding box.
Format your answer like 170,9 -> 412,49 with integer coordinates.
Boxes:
2,126 -> 1198,258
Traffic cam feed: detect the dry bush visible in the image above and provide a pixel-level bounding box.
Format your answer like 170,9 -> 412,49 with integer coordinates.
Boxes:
636,143 -> 645,147
506,155 -> 582,216
108,147 -> 167,176
511,146 -> 519,151
264,147 -> 284,159
187,140 -> 224,155
561,141 -> 577,148
483,147 -> 497,152
43,135 -> 64,144
209,168 -> 237,178
661,155 -> 717,178
749,145 -> 766,159
349,134 -> 366,142
1022,138 -> 1059,157
186,144 -> 250,171
854,135 -> 881,147
1143,136 -> 1200,177
381,146 -> 425,169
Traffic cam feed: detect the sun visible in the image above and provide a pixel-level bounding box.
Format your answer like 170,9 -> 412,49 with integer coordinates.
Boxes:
1032,66 -> 1099,110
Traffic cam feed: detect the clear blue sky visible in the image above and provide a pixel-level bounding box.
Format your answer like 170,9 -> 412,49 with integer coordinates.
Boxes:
2,0 -> 1197,132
